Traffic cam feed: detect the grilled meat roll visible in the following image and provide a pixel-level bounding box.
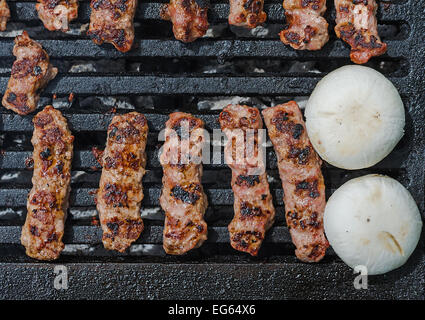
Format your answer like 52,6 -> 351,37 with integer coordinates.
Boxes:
160,0 -> 209,43
21,106 -> 74,261
2,32 -> 58,115
160,112 -> 208,254
228,0 -> 266,29
88,0 -> 137,52
262,101 -> 328,262
219,105 -> 275,256
36,0 -> 79,32
97,112 -> 148,252
280,0 -> 329,50
0,0 -> 10,31
335,0 -> 387,64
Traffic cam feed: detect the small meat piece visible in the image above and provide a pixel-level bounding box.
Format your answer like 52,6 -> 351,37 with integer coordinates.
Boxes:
2,31 -> 58,115
0,0 -> 10,31
262,101 -> 328,262
228,0 -> 266,29
88,0 -> 137,52
280,0 -> 329,50
21,106 -> 74,261
160,0 -> 209,43
160,112 -> 208,254
36,0 -> 78,32
97,112 -> 148,252
219,105 -> 275,256
335,0 -> 387,64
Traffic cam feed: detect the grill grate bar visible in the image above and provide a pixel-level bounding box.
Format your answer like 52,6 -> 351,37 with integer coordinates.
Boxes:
1,187 -> 283,206
0,39 -> 411,58
0,225 -> 293,245
0,149 -> 412,170
0,75 -> 415,95
6,2 -> 409,23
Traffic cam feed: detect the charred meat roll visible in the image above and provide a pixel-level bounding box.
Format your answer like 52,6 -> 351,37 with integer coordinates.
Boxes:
2,32 -> 58,115
335,0 -> 387,64
0,0 -> 10,31
228,0 -> 267,29
88,0 -> 137,52
160,0 -> 209,43
160,112 -> 208,255
262,101 -> 328,262
36,0 -> 79,32
219,105 -> 275,256
280,0 -> 329,50
21,106 -> 74,261
96,112 -> 148,252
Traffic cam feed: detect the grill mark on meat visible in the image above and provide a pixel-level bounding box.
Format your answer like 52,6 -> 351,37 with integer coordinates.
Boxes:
97,112 -> 148,252
240,202 -> 264,218
280,0 -> 329,50
235,175 -> 260,187
229,0 -> 266,29
2,32 -> 58,115
160,0 -> 209,42
231,230 -> 263,249
36,0 -> 79,32
171,184 -> 201,204
0,0 -> 10,31
21,106 -> 74,261
262,101 -> 328,262
334,0 -> 387,64
160,112 -> 208,255
88,0 -> 137,52
288,146 -> 311,164
219,104 -> 275,256
171,117 -> 201,139
271,110 -> 305,140
296,179 -> 320,198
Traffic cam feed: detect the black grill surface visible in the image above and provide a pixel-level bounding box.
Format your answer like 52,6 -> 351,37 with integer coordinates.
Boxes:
0,0 -> 423,300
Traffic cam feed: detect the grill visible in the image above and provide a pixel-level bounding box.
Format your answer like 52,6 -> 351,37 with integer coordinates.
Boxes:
0,0 -> 424,300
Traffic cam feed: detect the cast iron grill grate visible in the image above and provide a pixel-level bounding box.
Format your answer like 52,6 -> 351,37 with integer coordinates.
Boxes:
0,0 -> 423,299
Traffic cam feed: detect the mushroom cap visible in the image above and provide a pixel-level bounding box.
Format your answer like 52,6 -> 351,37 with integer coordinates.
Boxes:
305,65 -> 405,170
324,174 -> 422,275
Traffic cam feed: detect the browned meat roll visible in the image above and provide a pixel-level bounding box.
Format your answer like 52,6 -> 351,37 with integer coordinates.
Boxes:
280,0 -> 329,50
335,0 -> 387,64
36,0 -> 79,32
21,106 -> 74,261
219,104 -> 275,256
160,0 -> 209,43
2,32 -> 58,115
88,0 -> 137,52
262,101 -> 329,262
160,112 -> 208,254
96,112 -> 149,252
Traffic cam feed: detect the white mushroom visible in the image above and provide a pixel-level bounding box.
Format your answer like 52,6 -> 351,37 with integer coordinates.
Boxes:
305,65 -> 405,169
324,174 -> 422,275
